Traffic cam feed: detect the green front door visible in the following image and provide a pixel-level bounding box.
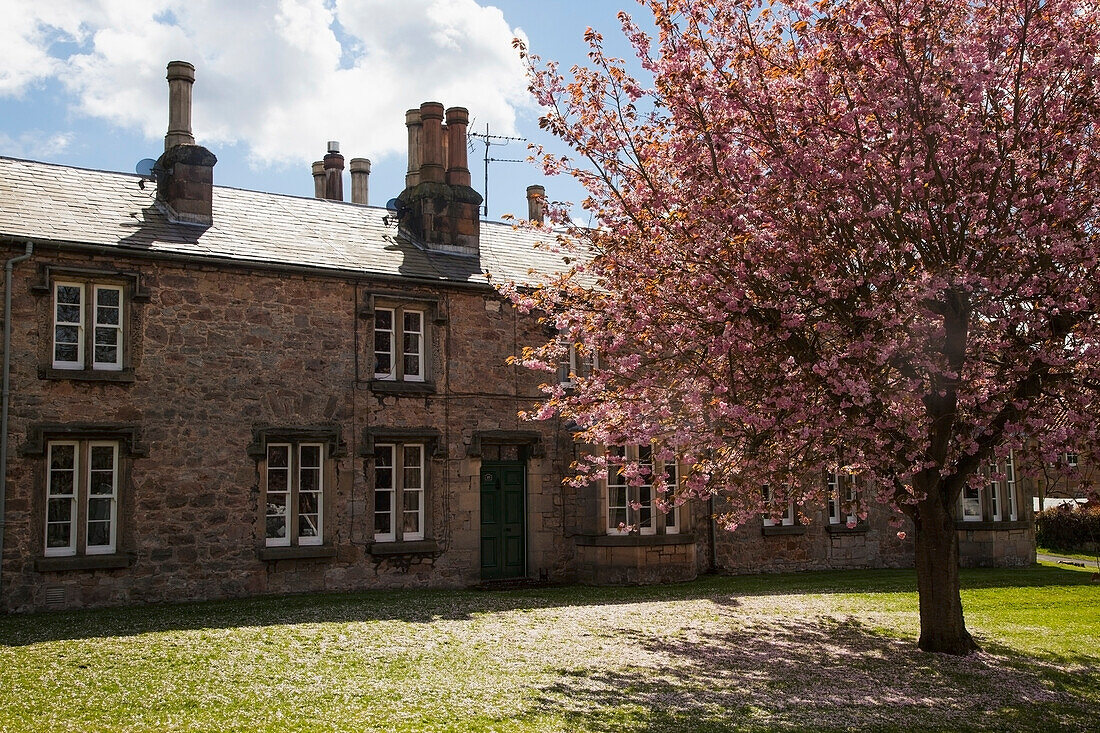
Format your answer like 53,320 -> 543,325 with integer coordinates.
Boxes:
480,461 -> 526,580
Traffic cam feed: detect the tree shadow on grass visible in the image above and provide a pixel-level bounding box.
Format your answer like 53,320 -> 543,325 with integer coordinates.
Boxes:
0,565 -> 1091,647
536,616 -> 1099,733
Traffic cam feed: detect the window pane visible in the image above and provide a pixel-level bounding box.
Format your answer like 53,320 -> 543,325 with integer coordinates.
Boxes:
57,285 -> 82,304
94,345 -> 118,364
96,306 -> 120,326
55,325 -> 79,344
47,521 -> 71,548
96,287 -> 120,307
47,498 -> 72,523
50,444 -> 76,471
403,354 -> 421,377
374,510 -> 392,535
88,497 -> 112,521
299,492 -> 319,515
94,327 -> 118,346
404,311 -> 422,333
87,521 -> 111,547
300,445 -> 321,468
375,309 -> 393,329
299,468 -> 320,493
57,304 -> 81,323
268,445 -> 289,468
299,514 -> 319,538
90,445 -> 115,471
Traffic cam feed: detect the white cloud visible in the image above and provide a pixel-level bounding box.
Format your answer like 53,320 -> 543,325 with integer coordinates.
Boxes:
1,0 -> 530,167
0,130 -> 74,159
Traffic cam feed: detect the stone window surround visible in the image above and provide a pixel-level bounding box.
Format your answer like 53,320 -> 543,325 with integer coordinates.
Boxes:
22,423 -> 145,572
359,290 -> 446,394
31,263 -> 149,383
361,427 -> 443,555
248,425 -> 346,561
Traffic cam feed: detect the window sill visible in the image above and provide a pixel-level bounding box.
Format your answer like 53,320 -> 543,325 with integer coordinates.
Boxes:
956,520 -> 1031,531
35,553 -> 136,572
370,539 -> 440,555
763,525 -> 807,536
826,523 -> 869,535
259,545 -> 337,561
577,534 -> 695,547
368,380 -> 436,395
39,367 -> 136,383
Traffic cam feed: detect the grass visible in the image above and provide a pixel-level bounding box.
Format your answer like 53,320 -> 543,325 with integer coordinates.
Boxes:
1,566 -> 1097,732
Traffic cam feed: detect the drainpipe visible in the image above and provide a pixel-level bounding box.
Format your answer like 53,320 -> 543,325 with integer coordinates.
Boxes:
1,240 -> 33,609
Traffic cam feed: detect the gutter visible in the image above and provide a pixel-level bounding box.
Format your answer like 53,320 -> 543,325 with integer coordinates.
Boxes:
1,241 -> 33,611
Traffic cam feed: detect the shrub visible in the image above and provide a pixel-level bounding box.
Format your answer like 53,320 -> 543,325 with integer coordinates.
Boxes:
1036,503 -> 1100,552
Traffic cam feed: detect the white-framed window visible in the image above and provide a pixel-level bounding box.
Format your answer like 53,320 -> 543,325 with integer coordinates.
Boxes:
762,484 -> 796,527
52,282 -> 124,371
986,451 -> 1018,522
374,442 -> 425,542
1063,452 -> 1079,469
45,440 -> 119,556
374,306 -> 425,382
264,443 -> 325,547
961,480 -> 983,521
557,343 -> 599,386
827,471 -> 859,525
605,445 -> 680,535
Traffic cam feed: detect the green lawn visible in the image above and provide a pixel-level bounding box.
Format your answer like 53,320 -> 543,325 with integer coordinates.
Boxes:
1,566 -> 1096,732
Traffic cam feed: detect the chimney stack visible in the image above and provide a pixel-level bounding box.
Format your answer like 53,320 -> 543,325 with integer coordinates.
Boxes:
155,60 -> 217,226
323,141 -> 344,201
405,109 -> 422,188
164,61 -> 196,150
445,107 -> 471,187
350,158 -> 371,205
397,102 -> 483,256
418,102 -> 445,184
526,185 -> 546,224
312,161 -> 325,198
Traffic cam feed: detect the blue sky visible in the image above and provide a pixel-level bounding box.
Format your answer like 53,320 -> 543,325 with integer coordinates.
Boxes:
0,0 -> 645,223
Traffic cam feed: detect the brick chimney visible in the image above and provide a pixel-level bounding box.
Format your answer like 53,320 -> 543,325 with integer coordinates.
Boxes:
350,158 -> 371,205
155,61 -> 217,227
526,185 -> 546,224
312,161 -> 325,198
323,142 -> 344,201
397,102 -> 483,256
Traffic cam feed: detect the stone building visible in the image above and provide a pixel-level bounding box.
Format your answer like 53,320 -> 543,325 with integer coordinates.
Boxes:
0,62 -> 1033,613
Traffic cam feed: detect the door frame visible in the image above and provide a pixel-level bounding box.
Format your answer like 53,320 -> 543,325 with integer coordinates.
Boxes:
479,458 -> 528,580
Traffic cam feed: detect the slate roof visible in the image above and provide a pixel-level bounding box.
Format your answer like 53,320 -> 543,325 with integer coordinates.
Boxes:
0,156 -> 574,287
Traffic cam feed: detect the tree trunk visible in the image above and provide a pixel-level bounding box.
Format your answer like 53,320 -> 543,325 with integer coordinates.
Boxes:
913,497 -> 979,655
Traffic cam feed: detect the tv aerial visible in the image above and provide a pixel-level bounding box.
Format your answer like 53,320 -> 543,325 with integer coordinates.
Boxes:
467,123 -> 526,218
383,197 -> 408,227
134,158 -> 160,189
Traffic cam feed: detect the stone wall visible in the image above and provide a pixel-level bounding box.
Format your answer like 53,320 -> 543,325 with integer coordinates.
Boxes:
957,522 -> 1035,567
575,535 -> 697,585
1,249 -> 570,612
710,504 -> 915,575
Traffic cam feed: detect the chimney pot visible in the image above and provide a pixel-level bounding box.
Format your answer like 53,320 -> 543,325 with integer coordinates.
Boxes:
444,107 -> 471,187
405,109 -> 422,188
164,60 -> 196,150
323,143 -> 345,201
526,185 -> 546,224
350,157 -> 371,205
312,161 -> 325,199
418,102 -> 446,184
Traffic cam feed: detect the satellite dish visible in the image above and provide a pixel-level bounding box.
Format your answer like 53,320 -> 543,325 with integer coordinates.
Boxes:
383,197 -> 407,226
135,158 -> 158,178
